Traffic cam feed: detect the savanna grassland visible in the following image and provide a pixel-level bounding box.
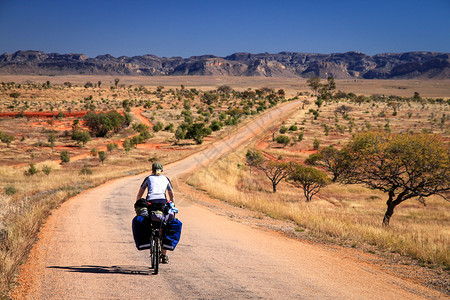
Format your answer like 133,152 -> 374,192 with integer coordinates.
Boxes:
0,75 -> 298,296
185,77 -> 450,292
0,75 -> 449,296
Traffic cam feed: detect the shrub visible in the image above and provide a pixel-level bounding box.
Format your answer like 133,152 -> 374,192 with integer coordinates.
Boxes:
98,151 -> 107,164
275,135 -> 291,147
4,185 -> 17,195
79,165 -> 93,175
24,163 -> 39,176
279,125 -> 288,134
107,143 -> 119,152
60,150 -> 70,163
42,165 -> 52,176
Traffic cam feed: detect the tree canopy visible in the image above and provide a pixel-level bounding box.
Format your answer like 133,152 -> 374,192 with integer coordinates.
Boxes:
341,131 -> 450,225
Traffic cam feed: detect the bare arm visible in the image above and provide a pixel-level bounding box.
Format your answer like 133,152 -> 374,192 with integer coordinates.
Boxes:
136,187 -> 145,201
168,190 -> 174,203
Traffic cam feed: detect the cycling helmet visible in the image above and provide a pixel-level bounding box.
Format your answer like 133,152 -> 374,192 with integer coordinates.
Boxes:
152,162 -> 163,172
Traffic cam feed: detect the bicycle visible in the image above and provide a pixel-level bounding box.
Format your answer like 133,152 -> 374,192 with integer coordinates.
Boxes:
148,202 -> 176,274
149,216 -> 164,274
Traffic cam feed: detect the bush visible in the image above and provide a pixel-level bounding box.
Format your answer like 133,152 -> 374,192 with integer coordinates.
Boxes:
275,135 -> 291,147
279,125 -> 288,134
313,138 -> 320,150
107,143 -> 119,151
83,111 -> 128,137
24,163 -> 39,176
60,150 -> 70,163
42,165 -> 52,176
4,185 -> 17,195
98,151 -> 107,164
79,165 -> 93,175
153,121 -> 164,132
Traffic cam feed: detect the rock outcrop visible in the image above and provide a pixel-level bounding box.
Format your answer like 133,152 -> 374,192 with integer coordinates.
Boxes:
0,50 -> 448,79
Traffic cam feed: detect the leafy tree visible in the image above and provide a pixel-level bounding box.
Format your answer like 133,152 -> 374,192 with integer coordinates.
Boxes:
256,160 -> 293,192
335,105 -> 353,116
0,131 -> 15,147
9,92 -> 20,99
313,138 -> 320,150
123,139 -> 132,152
288,164 -> 330,202
305,146 -> 348,182
83,111 -> 128,137
174,123 -> 189,143
153,121 -> 164,132
245,149 -> 264,174
186,123 -> 211,144
340,131 -> 450,226
48,132 -> 57,149
275,135 -> 291,147
60,150 -> 70,163
98,151 -> 107,164
306,77 -> 321,95
279,125 -> 288,134
210,120 -> 223,131
71,130 -> 91,147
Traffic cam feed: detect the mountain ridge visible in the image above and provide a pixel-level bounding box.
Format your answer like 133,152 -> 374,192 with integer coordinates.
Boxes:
0,50 -> 449,79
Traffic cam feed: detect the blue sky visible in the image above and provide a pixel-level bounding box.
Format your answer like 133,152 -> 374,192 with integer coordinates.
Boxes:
0,0 -> 449,58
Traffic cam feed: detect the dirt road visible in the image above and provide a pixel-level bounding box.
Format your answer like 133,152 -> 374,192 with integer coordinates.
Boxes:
12,101 -> 445,299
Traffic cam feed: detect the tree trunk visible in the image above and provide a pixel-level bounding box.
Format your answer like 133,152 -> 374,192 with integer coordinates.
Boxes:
382,202 -> 395,226
272,182 -> 277,193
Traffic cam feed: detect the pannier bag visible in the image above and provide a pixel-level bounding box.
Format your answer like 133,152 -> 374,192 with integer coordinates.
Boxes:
162,219 -> 182,251
134,198 -> 149,217
132,216 -> 151,250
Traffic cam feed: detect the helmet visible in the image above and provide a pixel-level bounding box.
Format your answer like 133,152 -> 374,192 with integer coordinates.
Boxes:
152,162 -> 163,172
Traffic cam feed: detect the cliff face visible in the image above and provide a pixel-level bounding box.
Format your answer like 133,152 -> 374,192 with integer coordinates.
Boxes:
0,50 -> 448,79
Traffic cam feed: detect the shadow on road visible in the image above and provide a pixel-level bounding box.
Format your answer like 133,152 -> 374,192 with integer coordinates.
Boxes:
48,265 -> 154,275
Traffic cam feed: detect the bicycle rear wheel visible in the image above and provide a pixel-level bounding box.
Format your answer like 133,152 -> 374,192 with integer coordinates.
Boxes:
153,236 -> 160,274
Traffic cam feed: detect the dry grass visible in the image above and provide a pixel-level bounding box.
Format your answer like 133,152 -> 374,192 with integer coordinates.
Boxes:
188,148 -> 450,269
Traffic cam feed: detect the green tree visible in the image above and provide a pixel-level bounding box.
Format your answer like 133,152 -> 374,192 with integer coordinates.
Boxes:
288,164 -> 330,202
71,130 -> 91,147
0,131 -> 15,147
186,123 -> 211,144
340,131 -> 450,226
275,135 -> 291,147
48,132 -> 57,149
305,146 -> 348,182
245,149 -> 264,174
256,160 -> 293,193
306,77 -> 321,96
98,151 -> 107,164
83,111 -> 128,137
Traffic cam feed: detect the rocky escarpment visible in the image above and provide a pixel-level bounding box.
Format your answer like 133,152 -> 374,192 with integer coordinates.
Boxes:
0,50 -> 448,79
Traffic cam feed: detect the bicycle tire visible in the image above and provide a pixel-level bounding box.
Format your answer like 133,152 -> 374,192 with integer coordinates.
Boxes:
150,235 -> 156,269
154,236 -> 160,274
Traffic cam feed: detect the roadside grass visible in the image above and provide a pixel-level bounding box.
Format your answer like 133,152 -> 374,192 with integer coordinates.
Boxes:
0,148 -> 191,297
187,148 -> 450,269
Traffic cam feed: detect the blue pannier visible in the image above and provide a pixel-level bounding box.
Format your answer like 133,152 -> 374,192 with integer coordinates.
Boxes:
132,216 -> 151,250
162,219 -> 182,251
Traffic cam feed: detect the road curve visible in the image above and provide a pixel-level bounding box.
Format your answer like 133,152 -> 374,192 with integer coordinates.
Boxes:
12,100 -> 444,299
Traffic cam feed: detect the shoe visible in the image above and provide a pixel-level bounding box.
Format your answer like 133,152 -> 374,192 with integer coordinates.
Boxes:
161,255 -> 169,264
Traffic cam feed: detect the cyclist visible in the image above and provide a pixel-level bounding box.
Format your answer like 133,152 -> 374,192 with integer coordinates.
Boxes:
136,162 -> 174,264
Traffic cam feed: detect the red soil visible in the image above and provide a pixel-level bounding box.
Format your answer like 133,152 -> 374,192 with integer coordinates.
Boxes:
0,111 -> 88,118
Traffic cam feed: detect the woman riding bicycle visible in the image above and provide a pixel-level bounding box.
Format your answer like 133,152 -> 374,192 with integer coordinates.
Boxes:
136,162 -> 174,263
